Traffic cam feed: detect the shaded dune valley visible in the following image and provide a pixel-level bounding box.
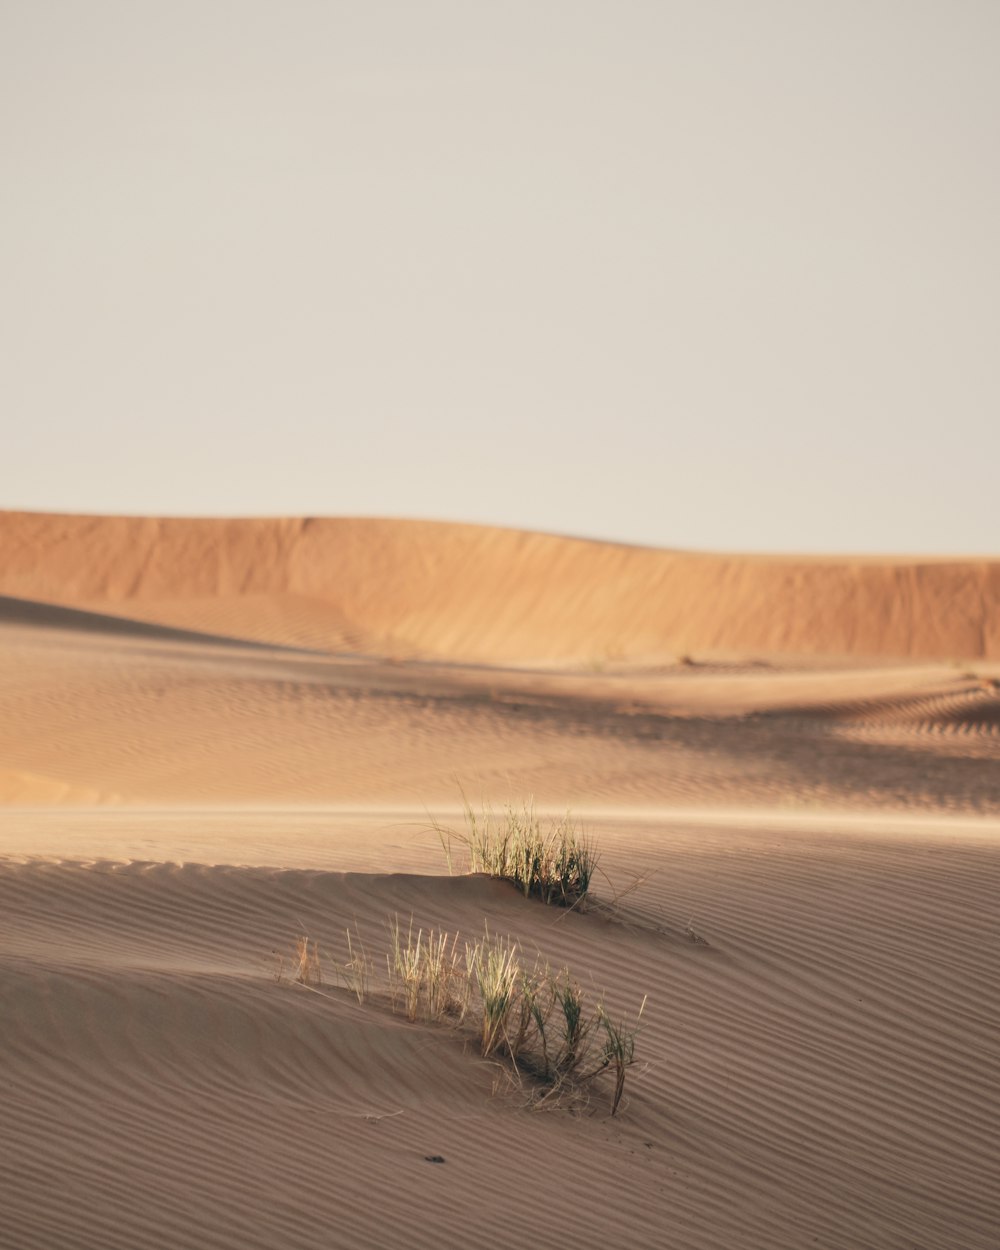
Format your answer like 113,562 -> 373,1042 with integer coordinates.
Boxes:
1,511 -> 999,1250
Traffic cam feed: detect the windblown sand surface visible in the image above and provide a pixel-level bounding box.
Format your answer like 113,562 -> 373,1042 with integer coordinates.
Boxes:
2,512 -> 998,1249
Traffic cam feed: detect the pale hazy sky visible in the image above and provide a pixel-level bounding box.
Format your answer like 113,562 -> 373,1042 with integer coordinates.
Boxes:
2,1 -> 998,554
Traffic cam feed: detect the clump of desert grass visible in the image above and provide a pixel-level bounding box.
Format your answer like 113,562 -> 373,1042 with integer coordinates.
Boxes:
435,798 -> 598,909
278,921 -> 645,1116
387,917 -> 469,1024
293,936 -> 322,986
468,932 -> 646,1115
387,920 -> 644,1115
466,928 -> 522,1054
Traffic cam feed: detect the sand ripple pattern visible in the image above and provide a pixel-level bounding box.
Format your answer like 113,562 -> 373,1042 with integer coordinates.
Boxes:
804,683 -> 1000,754
2,821 -> 998,1250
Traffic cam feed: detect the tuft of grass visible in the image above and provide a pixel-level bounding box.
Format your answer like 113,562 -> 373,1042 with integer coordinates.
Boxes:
423,928 -> 469,1023
466,930 -> 522,1057
596,996 -> 647,1116
387,916 -> 423,1021
387,917 -> 467,1024
342,926 -> 372,1004
506,959 -> 549,1068
436,799 -> 598,908
460,930 -> 643,1115
293,936 -> 322,987
549,971 -> 593,1080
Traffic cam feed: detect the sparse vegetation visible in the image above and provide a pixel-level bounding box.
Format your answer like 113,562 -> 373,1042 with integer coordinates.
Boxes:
435,799 -> 598,908
387,917 -> 467,1024
548,970 -> 593,1080
277,802 -> 646,1115
466,928 -> 522,1054
280,921 -> 645,1116
597,997 -> 648,1116
343,926 -> 372,1004
459,929 -> 645,1113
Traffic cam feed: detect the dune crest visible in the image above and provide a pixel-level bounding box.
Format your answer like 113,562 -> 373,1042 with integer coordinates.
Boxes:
0,510 -> 997,661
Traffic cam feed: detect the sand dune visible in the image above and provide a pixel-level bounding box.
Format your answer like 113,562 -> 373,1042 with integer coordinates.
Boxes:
2,815 -> 997,1250
1,510 -> 998,661
2,510 -> 999,1249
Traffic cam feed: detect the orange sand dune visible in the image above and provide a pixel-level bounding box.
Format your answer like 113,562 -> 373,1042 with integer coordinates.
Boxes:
1,510 -> 998,661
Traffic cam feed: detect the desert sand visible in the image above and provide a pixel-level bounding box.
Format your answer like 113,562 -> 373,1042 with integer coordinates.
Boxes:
1,511 -> 998,1250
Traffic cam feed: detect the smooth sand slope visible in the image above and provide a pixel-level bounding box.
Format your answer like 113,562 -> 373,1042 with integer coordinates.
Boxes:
1,512 -> 998,1250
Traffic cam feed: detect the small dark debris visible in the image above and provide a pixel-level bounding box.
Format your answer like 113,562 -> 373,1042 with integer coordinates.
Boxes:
424,1155 -> 446,1164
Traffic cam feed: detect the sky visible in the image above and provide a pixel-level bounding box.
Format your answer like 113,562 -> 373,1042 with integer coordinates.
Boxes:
1,1 -> 998,555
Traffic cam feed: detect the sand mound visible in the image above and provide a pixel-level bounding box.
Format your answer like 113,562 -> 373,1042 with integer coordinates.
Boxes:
1,511 -> 997,662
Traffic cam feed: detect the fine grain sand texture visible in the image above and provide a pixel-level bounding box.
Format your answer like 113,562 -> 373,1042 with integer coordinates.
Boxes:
1,512 -> 998,1250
